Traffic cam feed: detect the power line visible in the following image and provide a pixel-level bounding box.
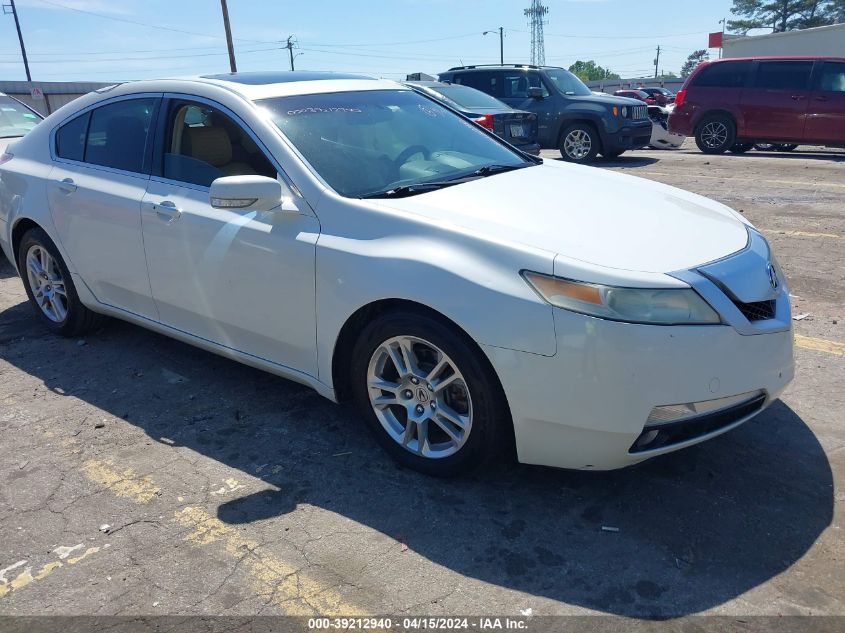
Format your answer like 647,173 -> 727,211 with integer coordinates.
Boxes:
31,0 -> 276,43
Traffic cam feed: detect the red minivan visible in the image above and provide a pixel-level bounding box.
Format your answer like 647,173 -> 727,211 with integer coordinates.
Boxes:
669,56 -> 845,154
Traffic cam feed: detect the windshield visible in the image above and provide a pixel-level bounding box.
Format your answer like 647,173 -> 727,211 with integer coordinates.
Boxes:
0,96 -> 42,138
543,69 -> 592,96
258,89 -> 529,198
430,85 -> 508,110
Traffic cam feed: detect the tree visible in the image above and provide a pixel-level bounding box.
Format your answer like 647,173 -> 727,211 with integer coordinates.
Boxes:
727,0 -> 842,33
681,50 -> 709,77
568,60 -> 620,82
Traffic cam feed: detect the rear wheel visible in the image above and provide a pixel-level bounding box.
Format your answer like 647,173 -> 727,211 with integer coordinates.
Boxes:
17,227 -> 103,337
559,123 -> 601,163
350,311 -> 509,477
777,144 -> 798,152
695,115 -> 736,154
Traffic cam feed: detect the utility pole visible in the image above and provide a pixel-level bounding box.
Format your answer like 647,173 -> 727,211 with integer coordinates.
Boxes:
719,17 -> 726,58
220,0 -> 237,73
483,27 -> 504,65
4,0 -> 31,81
284,36 -> 297,71
653,45 -> 661,79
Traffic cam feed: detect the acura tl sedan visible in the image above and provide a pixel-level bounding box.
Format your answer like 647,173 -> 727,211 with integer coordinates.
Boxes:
0,72 -> 794,476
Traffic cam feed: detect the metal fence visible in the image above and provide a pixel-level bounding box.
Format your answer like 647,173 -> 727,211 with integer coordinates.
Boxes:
0,81 -> 112,116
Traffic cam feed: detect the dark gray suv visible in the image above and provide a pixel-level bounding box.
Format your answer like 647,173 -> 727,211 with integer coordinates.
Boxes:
439,65 -> 652,162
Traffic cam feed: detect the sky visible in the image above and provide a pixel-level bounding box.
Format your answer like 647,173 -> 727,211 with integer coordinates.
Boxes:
0,0 -> 739,83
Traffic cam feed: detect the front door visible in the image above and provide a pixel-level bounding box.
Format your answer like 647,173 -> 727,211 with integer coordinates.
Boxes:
805,61 -> 845,144
741,60 -> 813,141
498,71 -> 556,146
140,98 -> 320,376
47,96 -> 160,319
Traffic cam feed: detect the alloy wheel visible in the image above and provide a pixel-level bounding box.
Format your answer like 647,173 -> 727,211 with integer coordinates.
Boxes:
367,335 -> 472,459
700,121 -> 728,149
563,129 -> 592,160
25,245 -> 68,323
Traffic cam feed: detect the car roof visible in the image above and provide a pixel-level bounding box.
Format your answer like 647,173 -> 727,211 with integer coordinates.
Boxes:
404,80 -> 455,88
705,55 -> 845,63
100,71 -> 408,102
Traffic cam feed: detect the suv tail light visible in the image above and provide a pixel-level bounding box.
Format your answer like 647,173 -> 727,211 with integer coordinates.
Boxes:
0,151 -> 14,166
674,89 -> 686,108
473,114 -> 495,130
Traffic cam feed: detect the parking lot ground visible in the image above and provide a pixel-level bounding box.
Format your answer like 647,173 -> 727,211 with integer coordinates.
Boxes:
0,143 -> 843,619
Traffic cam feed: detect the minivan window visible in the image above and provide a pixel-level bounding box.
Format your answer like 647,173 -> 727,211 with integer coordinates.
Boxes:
0,95 -> 41,138
753,61 -> 813,91
692,61 -> 752,88
85,98 -> 156,173
817,61 -> 845,92
55,112 -> 90,162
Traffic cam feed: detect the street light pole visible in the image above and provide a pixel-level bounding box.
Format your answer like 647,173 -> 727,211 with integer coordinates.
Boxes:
6,0 -> 31,81
220,0 -> 237,73
483,27 -> 504,65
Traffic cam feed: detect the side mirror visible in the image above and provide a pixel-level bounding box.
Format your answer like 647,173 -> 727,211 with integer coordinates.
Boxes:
527,87 -> 545,99
210,175 -> 295,213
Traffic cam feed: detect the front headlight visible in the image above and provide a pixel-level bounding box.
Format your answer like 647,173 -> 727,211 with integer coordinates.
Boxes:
522,272 -> 721,325
621,106 -> 628,117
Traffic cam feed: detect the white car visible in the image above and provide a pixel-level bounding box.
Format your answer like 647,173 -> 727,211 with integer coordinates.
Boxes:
0,72 -> 794,476
648,104 -> 685,149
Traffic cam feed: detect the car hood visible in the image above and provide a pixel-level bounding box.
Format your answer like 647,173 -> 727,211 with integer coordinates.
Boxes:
372,161 -> 750,275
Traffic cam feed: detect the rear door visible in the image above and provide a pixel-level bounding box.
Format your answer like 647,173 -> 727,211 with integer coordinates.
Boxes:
742,60 -> 813,141
47,95 -> 161,319
805,60 -> 845,144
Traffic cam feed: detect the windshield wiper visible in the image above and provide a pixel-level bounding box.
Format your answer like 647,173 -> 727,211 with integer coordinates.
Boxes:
360,181 -> 463,199
467,163 -> 534,178
360,163 -> 535,199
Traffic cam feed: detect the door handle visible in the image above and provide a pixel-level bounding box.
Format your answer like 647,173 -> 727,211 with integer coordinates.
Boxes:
791,94 -> 806,101
815,95 -> 829,102
54,178 -> 77,194
152,200 -> 182,223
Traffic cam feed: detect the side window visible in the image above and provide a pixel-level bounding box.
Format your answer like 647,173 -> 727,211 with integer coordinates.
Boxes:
527,72 -> 550,97
692,61 -> 752,88
162,101 -> 276,188
503,73 -> 530,98
454,72 -> 501,98
85,98 -> 155,173
817,61 -> 845,92
55,112 -> 89,162
753,61 -> 813,90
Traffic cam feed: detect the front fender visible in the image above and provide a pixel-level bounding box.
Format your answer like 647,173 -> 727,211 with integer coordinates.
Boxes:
313,200 -> 557,387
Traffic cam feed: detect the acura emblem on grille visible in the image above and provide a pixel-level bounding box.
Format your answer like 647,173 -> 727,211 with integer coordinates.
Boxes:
767,263 -> 779,289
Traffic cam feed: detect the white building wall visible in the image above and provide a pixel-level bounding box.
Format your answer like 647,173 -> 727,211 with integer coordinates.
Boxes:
724,23 -> 845,58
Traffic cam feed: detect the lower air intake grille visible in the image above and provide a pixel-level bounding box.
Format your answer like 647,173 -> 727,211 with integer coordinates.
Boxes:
734,299 -> 776,322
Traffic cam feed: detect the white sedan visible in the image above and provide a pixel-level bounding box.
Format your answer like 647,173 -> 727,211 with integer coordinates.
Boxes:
0,72 -> 794,476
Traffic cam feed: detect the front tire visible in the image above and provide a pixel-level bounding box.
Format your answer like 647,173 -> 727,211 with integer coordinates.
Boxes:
350,311 -> 509,477
695,115 -> 736,154
559,123 -> 601,163
17,227 -> 103,337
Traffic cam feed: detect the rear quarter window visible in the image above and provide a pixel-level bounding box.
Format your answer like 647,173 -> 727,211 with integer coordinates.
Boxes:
692,61 -> 752,88
55,112 -> 90,162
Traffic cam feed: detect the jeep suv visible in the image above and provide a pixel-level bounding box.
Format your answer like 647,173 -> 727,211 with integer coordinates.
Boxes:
439,65 -> 652,162
669,56 -> 845,154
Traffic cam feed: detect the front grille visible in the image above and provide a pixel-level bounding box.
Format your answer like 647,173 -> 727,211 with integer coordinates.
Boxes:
626,105 -> 647,120
734,299 -> 776,322
629,394 -> 766,454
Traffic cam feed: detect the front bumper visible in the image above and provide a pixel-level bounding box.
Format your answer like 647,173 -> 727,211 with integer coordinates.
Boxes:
602,120 -> 653,153
483,315 -> 794,470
